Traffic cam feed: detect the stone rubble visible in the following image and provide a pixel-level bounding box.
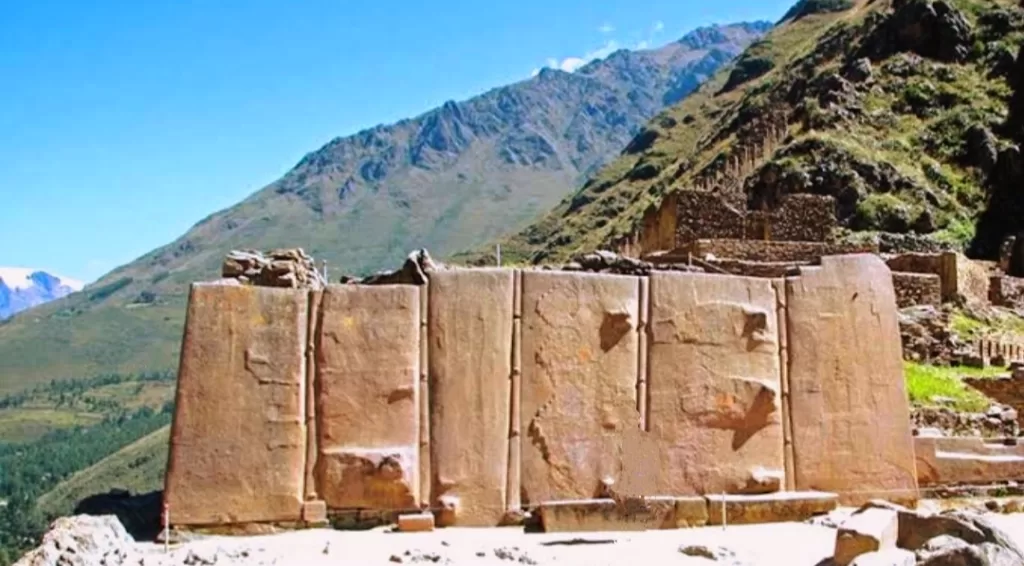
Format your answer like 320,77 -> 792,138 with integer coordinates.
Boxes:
898,306 -> 977,365
911,404 -> 1020,438
829,501 -> 1024,566
222,248 -> 326,288
562,249 -> 704,276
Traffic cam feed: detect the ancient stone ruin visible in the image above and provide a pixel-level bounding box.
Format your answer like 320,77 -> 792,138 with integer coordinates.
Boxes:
163,253 -> 948,533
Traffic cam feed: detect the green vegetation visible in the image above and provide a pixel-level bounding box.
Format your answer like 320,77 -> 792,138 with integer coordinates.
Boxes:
0,372 -> 175,565
472,0 -> 1022,265
37,426 -> 170,519
904,361 -> 1003,412
951,308 -> 1024,340
782,0 -> 855,21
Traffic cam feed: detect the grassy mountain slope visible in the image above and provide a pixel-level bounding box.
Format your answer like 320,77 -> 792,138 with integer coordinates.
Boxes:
36,425 -> 170,519
472,0 -> 1024,265
0,23 -> 770,394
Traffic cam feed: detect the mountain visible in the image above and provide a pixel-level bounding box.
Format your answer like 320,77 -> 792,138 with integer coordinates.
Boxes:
0,268 -> 83,320
475,0 -> 1024,266
0,22 -> 771,393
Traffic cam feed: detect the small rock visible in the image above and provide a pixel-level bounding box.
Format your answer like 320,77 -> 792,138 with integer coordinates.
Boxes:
679,544 -> 750,564
850,548 -> 915,566
834,508 -> 899,566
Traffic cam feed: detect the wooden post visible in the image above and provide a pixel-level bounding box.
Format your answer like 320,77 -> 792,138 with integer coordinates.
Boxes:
162,502 -> 169,553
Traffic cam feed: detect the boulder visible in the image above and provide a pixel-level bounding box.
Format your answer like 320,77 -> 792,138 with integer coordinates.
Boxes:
359,248 -> 439,285
835,508 -> 900,566
916,542 -> 1024,566
13,515 -> 135,566
850,549 -> 916,566
865,0 -> 974,63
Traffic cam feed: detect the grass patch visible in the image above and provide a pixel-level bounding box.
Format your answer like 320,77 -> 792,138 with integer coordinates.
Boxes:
951,308 -> 1024,340
904,361 -> 1003,412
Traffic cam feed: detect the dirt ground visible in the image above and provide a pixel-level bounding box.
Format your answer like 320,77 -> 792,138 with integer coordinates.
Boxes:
116,513 -> 1024,566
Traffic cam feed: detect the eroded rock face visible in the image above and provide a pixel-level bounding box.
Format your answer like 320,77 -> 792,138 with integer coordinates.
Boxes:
316,448 -> 418,510
164,284 -> 308,525
520,271 -> 640,504
786,255 -> 919,505
13,515 -> 134,566
618,272 -> 784,497
863,0 -> 974,63
315,285 -> 421,510
428,269 -> 514,526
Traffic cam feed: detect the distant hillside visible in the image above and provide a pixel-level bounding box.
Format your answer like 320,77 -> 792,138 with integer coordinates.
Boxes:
474,0 -> 1024,266
0,268 -> 83,320
0,22 -> 771,393
36,425 -> 170,520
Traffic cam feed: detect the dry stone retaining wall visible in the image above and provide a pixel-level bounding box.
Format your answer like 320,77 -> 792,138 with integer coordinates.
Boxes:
690,239 -> 877,263
891,272 -> 942,308
885,252 -> 994,304
164,254 -> 920,529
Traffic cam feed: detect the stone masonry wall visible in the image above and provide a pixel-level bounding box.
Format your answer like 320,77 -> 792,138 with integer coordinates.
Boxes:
691,239 -> 877,263
164,255 -> 918,528
675,191 -> 746,244
674,191 -> 837,247
891,272 -> 942,308
885,252 -> 993,304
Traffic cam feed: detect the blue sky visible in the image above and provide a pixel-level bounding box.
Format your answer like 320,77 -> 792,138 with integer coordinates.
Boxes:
0,0 -> 795,283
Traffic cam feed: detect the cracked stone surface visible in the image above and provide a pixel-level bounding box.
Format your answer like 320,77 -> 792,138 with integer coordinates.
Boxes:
786,255 -> 918,505
619,272 -> 784,497
520,271 -> 641,505
165,284 -> 307,525
428,269 -> 515,526
316,284 -> 421,510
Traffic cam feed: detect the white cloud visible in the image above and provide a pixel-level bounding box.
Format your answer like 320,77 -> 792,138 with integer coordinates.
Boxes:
536,40 -> 620,76
653,21 -> 664,33
635,40 -> 650,50
598,23 -> 615,34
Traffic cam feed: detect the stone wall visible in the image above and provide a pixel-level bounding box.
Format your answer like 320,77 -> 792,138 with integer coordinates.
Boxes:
914,434 -> 1024,487
669,191 -> 838,249
690,239 -> 877,263
746,194 -> 837,242
674,191 -> 746,244
164,255 -> 919,529
885,252 -> 993,304
891,272 -> 942,308
990,275 -> 1024,309
965,370 -> 1024,428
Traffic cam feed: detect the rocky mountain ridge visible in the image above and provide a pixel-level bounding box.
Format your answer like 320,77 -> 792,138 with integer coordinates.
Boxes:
475,0 -> 1024,266
0,22 -> 771,391
0,268 -> 83,320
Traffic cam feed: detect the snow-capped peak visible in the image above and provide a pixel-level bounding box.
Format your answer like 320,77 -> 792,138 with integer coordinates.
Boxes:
0,267 -> 84,291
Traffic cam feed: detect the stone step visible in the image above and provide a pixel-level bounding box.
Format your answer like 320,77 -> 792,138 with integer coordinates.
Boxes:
705,491 -> 838,526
